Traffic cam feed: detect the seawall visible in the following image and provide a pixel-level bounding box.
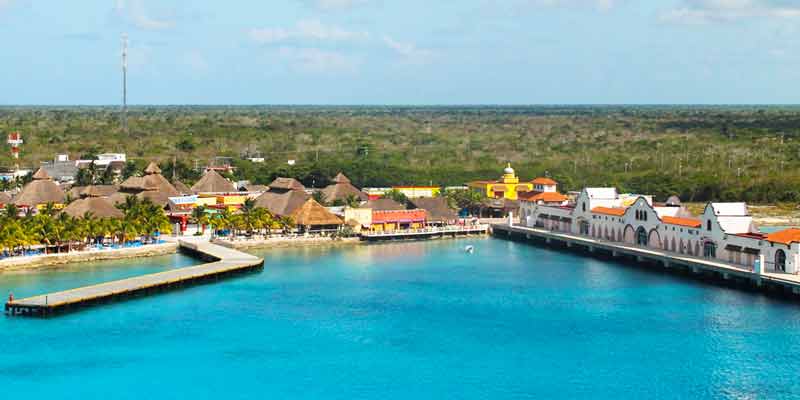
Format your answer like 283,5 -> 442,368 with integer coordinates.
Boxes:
0,243 -> 179,272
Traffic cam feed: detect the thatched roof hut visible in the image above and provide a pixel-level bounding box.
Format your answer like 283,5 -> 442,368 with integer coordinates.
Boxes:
409,197 -> 458,222
254,190 -> 310,216
268,177 -> 305,192
62,197 -> 124,219
73,185 -> 119,199
243,183 -> 269,193
191,170 -> 236,193
108,191 -> 133,206
144,162 -> 162,175
13,168 -> 66,207
137,190 -> 172,208
120,162 -> 179,197
321,172 -> 368,203
173,180 -> 193,195
291,199 -> 343,229
363,198 -> 405,211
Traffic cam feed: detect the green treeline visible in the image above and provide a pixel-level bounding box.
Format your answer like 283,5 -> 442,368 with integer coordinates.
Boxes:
2,105 -> 800,203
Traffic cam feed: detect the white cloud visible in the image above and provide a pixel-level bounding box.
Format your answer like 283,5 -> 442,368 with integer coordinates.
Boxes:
114,0 -> 173,30
383,36 -> 435,65
277,46 -> 360,73
250,19 -> 369,44
661,0 -> 800,24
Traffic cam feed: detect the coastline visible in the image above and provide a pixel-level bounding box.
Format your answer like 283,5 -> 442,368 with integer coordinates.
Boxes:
0,242 -> 179,273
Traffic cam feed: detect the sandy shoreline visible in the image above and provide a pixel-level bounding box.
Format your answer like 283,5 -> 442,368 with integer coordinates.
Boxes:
0,242 -> 179,273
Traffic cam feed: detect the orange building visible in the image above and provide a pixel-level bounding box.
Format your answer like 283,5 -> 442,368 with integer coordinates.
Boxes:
370,209 -> 427,231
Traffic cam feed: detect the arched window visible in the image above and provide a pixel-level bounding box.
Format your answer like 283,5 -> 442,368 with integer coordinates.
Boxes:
706,220 -> 712,231
582,203 -> 586,212
776,249 -> 787,272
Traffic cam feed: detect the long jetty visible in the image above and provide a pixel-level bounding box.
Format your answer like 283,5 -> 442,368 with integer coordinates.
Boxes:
5,240 -> 264,317
494,223 -> 800,297
360,225 -> 488,241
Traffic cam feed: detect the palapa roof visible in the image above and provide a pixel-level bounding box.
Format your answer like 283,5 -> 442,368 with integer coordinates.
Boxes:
173,180 -> 193,195
137,190 -> 172,208
333,172 -> 351,184
0,192 -> 12,205
363,198 -> 405,211
144,162 -> 162,175
253,190 -> 310,216
243,184 -> 269,193
62,197 -> 124,219
120,169 -> 179,197
268,177 -> 305,191
321,181 -> 368,202
291,199 -> 343,227
191,170 -> 236,193
13,168 -> 66,206
108,191 -> 133,205
79,185 -> 119,198
409,197 -> 457,221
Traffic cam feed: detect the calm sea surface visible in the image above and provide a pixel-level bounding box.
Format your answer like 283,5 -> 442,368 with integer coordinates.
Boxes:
1,239 -> 800,399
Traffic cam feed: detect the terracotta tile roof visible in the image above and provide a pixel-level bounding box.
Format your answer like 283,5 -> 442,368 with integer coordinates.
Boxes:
531,177 -> 557,185
766,228 -> 800,245
591,206 -> 626,216
519,191 -> 568,203
661,216 -> 702,228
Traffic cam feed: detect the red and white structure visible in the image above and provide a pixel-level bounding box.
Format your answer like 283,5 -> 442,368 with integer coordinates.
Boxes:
7,131 -> 23,166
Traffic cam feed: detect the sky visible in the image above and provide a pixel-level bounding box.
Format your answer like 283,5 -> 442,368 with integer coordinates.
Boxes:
0,0 -> 798,105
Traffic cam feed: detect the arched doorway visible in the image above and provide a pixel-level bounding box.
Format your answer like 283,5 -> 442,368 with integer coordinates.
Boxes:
636,227 -> 648,246
648,229 -> 661,248
703,241 -> 717,259
776,249 -> 787,272
579,220 -> 589,235
624,225 -> 635,244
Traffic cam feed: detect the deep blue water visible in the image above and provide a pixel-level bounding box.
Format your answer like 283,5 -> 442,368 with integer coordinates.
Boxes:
1,239 -> 800,399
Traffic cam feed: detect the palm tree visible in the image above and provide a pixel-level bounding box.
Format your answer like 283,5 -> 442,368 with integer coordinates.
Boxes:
191,205 -> 208,234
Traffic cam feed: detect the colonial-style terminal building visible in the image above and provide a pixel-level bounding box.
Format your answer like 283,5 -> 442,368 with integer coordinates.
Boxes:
519,187 -> 800,274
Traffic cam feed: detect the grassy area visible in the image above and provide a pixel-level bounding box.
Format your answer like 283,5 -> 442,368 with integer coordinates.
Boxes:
2,105 -> 800,204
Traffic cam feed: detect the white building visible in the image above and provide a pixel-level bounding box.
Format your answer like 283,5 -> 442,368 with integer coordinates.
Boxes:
522,186 -> 800,274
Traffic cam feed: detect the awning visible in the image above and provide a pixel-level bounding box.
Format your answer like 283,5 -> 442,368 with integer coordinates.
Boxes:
743,247 -> 761,255
724,244 -> 742,252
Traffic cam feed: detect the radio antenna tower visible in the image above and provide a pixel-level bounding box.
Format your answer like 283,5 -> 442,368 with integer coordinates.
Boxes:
121,33 -> 128,134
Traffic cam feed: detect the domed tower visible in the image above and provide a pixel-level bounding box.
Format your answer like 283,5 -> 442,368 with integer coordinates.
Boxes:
501,163 -> 519,184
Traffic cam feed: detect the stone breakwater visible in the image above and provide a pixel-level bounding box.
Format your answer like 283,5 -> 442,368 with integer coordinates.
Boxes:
0,243 -> 179,272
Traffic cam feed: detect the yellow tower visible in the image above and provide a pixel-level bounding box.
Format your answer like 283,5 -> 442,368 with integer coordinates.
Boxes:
501,163 -> 519,184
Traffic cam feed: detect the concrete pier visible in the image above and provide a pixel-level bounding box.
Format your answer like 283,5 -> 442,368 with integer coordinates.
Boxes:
5,240 -> 264,317
493,224 -> 800,298
360,225 -> 488,241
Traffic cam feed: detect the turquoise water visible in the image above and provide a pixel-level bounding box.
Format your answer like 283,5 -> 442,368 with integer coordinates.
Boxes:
2,239 -> 800,399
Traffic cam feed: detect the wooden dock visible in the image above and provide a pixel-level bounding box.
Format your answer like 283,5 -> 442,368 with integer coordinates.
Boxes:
4,240 -> 264,317
360,225 -> 488,241
494,224 -> 800,297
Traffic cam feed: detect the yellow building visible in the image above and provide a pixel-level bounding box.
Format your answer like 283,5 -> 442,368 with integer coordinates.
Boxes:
468,163 -> 534,201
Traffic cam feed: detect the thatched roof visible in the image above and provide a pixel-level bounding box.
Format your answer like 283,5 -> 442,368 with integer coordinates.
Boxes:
32,168 -> 51,180
0,192 -> 12,205
243,184 -> 269,193
108,191 -> 133,205
173,180 -> 193,195
409,197 -> 458,222
268,177 -> 305,191
291,199 -> 343,227
13,169 -> 65,206
62,197 -> 124,219
363,198 -> 405,211
333,172 -> 351,184
137,190 -> 172,208
120,171 -> 179,197
144,162 -> 162,175
191,170 -> 236,193
321,173 -> 367,202
80,185 -> 119,198
254,190 -> 310,216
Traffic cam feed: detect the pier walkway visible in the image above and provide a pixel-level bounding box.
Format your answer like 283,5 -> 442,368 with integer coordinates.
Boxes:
360,225 -> 488,241
494,224 -> 800,296
5,240 -> 264,317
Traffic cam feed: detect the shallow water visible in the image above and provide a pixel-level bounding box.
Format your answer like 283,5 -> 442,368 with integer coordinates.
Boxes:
1,239 -> 799,399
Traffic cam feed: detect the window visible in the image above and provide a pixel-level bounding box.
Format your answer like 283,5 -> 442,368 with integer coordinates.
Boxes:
582,203 -> 586,212
706,220 -> 712,231
703,242 -> 717,258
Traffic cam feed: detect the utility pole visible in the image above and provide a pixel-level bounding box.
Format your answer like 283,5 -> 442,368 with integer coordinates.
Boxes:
121,33 -> 128,134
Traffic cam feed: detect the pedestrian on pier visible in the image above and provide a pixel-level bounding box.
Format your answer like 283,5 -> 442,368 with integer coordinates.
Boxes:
8,293 -> 13,303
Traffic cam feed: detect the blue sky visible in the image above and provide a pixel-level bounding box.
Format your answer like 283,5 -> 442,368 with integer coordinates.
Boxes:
0,0 -> 798,105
